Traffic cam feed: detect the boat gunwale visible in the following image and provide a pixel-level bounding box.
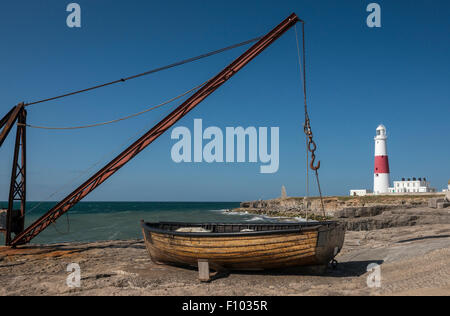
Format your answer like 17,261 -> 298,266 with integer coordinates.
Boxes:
141,221 -> 339,238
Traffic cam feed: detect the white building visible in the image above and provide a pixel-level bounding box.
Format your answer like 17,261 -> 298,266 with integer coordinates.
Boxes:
350,189 -> 373,197
388,178 -> 436,194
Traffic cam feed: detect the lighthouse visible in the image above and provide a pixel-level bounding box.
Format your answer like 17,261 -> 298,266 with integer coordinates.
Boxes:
374,124 -> 390,194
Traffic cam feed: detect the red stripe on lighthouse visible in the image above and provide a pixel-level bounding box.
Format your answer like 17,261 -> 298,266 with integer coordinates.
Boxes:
374,156 -> 390,174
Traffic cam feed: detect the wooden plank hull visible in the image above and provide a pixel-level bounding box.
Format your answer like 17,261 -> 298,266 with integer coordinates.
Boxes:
141,222 -> 345,271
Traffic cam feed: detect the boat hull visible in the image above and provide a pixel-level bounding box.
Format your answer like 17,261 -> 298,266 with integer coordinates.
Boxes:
141,222 -> 345,271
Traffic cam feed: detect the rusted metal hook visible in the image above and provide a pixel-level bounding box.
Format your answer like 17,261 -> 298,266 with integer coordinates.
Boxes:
310,153 -> 321,171
307,139 -> 320,171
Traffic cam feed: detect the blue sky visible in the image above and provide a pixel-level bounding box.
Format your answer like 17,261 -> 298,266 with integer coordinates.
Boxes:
0,0 -> 449,202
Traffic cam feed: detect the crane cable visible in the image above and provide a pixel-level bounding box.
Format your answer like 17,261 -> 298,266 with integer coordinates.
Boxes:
295,25 -> 310,222
21,80 -> 204,217
23,36 -> 263,107
51,213 -> 71,235
18,80 -> 209,130
295,23 -> 326,219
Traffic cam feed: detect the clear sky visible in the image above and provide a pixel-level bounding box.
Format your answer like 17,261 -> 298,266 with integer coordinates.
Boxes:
0,0 -> 449,202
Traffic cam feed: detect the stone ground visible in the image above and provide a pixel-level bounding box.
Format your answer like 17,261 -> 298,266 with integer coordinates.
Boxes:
0,224 -> 449,296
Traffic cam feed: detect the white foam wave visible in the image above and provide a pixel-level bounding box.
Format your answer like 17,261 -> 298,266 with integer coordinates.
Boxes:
209,209 -> 232,213
245,216 -> 266,222
210,209 -> 250,216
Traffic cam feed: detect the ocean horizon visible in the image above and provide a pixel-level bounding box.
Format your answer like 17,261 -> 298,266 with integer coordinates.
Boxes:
0,201 -> 303,245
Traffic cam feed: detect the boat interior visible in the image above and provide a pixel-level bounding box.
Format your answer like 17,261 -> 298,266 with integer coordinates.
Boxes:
142,221 -> 338,237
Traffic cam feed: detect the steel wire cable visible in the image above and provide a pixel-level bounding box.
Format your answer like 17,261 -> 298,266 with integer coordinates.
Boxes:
20,80 -> 209,130
24,36 -> 263,107
21,86 -> 197,217
295,23 -> 326,218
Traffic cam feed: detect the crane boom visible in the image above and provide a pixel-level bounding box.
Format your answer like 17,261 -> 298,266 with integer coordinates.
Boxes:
10,13 -> 301,246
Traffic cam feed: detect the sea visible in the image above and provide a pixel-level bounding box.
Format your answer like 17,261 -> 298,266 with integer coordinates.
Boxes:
0,202 -> 305,245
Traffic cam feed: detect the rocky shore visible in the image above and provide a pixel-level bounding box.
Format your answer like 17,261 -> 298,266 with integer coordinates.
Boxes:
230,195 -> 450,231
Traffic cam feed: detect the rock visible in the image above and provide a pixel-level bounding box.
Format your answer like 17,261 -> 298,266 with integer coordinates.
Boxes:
428,198 -> 445,209
437,202 -> 450,209
341,209 -> 450,231
335,206 -> 386,219
233,196 -> 449,232
236,195 -> 435,219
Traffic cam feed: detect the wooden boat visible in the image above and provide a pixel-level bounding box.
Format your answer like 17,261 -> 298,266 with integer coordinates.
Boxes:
141,221 -> 346,279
